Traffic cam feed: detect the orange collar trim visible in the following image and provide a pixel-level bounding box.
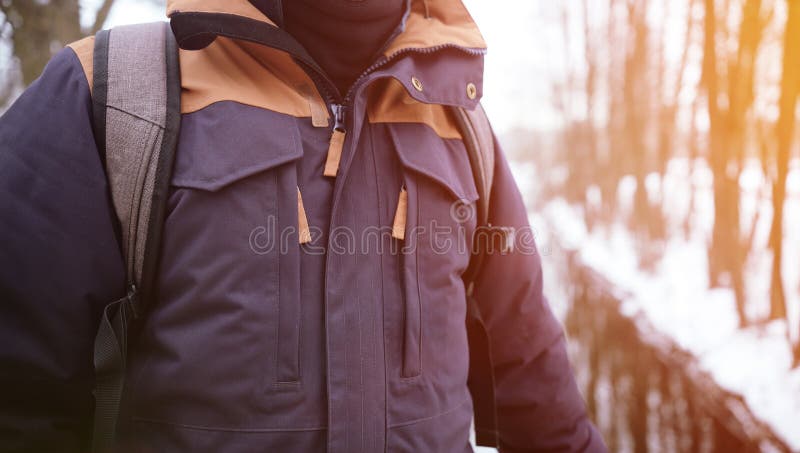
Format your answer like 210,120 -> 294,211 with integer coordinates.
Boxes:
385,0 -> 487,57
167,0 -> 486,55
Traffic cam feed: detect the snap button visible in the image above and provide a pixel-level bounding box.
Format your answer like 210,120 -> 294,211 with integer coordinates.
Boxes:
466,82 -> 478,100
411,76 -> 424,92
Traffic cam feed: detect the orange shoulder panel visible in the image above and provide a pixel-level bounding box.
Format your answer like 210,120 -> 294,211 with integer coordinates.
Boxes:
67,36 -> 95,93
367,78 -> 462,140
180,37 -> 329,124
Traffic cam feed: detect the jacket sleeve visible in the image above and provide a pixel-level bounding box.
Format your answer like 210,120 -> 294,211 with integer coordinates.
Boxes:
0,47 -> 126,452
471,135 -> 606,452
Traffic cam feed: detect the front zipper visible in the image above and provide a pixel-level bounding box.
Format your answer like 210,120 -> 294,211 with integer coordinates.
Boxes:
343,44 -> 485,106
305,43 -> 486,116
317,44 -> 486,180
299,42 -> 487,381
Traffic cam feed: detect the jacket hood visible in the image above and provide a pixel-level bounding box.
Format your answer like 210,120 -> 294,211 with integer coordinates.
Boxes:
166,0 -> 487,57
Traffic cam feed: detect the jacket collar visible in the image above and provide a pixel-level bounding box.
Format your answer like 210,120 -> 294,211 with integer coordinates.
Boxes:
167,0 -> 486,56
167,0 -> 486,107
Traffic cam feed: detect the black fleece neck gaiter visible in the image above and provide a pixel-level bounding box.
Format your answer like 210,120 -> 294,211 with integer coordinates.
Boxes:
282,0 -> 407,97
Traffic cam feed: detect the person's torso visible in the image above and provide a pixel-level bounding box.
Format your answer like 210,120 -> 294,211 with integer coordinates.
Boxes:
117,2 -> 488,451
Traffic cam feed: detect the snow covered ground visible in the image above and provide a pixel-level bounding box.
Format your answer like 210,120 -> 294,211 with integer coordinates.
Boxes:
513,158 -> 800,450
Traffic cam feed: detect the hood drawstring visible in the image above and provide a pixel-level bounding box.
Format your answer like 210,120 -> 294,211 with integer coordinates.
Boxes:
324,130 -> 345,177
298,83 -> 330,128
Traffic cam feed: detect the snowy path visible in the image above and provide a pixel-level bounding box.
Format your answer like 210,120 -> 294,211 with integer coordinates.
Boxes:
514,158 -> 800,451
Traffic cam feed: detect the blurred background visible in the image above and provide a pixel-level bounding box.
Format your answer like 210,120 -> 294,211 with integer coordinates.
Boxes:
1,0 -> 799,451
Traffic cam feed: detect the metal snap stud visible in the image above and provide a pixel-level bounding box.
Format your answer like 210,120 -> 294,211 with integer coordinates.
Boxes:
411,76 -> 424,92
466,82 -> 478,100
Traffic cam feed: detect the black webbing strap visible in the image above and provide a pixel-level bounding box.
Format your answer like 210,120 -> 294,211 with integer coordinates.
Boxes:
91,289 -> 136,453
90,28 -> 119,453
91,29 -> 110,166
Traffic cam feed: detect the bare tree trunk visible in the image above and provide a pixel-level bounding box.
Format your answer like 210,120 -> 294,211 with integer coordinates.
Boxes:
581,0 -> 602,228
554,1 -> 585,206
703,0 -> 768,327
623,0 -> 651,237
658,0 -> 696,177
728,0 -> 767,162
602,0 -> 622,221
684,96 -> 701,239
2,0 -> 82,85
582,0 -> 596,134
773,0 -> 800,330
582,0 -> 598,168
728,0 -> 767,325
91,0 -> 117,35
650,0 -> 696,246
1,0 -> 117,86
702,0 -> 744,324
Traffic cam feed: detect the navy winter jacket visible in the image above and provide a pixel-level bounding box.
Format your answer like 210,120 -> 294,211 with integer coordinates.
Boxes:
0,1 -> 605,451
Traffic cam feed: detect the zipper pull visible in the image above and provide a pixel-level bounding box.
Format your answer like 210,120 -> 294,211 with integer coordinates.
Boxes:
324,104 -> 347,178
331,103 -> 346,131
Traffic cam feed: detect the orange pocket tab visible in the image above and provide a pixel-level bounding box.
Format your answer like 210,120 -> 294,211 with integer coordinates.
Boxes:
298,188 -> 312,244
392,187 -> 408,241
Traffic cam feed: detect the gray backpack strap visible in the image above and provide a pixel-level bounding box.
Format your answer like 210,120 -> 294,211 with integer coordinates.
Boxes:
453,104 -> 495,228
91,22 -> 181,453
451,104 -> 500,449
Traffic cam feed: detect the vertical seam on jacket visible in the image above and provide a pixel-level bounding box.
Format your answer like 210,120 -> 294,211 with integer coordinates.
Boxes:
274,169 -> 283,385
368,124 -> 391,453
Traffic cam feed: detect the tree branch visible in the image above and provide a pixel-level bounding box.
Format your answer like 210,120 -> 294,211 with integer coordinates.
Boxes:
89,0 -> 115,35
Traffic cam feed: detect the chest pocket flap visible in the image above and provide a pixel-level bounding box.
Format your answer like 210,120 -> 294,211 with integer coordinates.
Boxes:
171,102 -> 303,191
388,123 -> 479,203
